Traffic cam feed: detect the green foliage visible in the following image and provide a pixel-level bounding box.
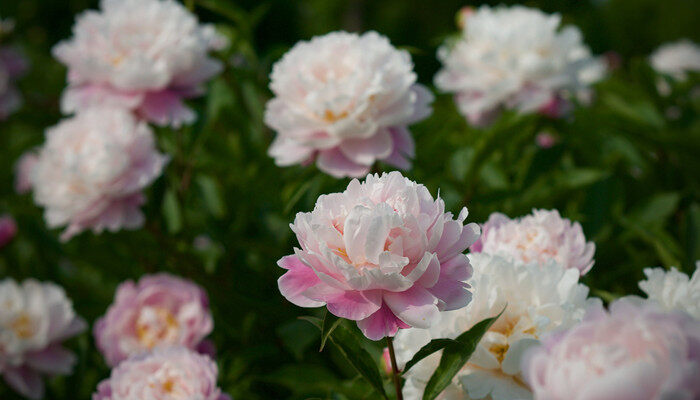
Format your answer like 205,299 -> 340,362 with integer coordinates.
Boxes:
0,0 -> 698,399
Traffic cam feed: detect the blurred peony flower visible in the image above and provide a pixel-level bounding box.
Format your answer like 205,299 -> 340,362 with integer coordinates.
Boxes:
52,0 -> 227,128
0,46 -> 28,120
264,31 -> 433,178
94,273 -> 214,367
394,253 -> 594,400
522,298 -> 700,400
0,214 -> 17,248
14,150 -> 38,194
0,279 -> 86,399
93,346 -> 230,400
277,172 -> 479,340
638,263 -> 700,319
471,209 -> 595,275
534,132 -> 557,149
31,107 -> 168,241
435,6 -> 604,127
650,40 -> 700,80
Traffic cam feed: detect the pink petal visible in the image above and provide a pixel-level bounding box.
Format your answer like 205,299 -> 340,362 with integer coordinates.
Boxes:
277,255 -> 326,308
268,137 -> 315,166
384,286 -> 439,329
356,303 -> 410,341
316,148 -> 371,178
139,90 -> 196,128
3,367 -> 44,400
24,345 -> 76,375
427,277 -> 471,311
303,286 -> 382,321
338,129 -> 393,166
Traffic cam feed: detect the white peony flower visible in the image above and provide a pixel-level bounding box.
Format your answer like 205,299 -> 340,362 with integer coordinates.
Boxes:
638,262 -> 700,319
0,279 -> 86,400
52,0 -> 227,127
435,5 -> 604,127
31,107 -> 168,241
264,31 -> 433,178
650,40 -> 700,80
471,209 -> 595,275
394,253 -> 596,400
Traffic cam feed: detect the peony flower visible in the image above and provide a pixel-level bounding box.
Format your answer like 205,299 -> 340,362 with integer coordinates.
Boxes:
31,107 -> 168,241
0,279 -> 87,399
638,263 -> 700,319
394,253 -> 594,400
93,346 -> 230,400
0,46 -> 28,120
52,0 -> 227,128
0,214 -> 17,248
94,273 -> 214,367
471,209 -> 595,275
650,40 -> 700,80
14,150 -> 38,194
522,298 -> 700,400
435,5 -> 604,127
277,171 -> 479,340
264,31 -> 433,178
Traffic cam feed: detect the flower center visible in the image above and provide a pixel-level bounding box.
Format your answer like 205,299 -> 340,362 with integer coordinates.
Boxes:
10,313 -> 35,339
323,109 -> 349,123
135,307 -> 180,349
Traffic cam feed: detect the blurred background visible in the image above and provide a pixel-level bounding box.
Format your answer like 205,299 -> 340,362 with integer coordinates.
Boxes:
0,0 -> 698,398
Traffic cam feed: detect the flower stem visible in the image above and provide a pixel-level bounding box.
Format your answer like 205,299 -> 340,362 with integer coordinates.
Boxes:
386,336 -> 403,400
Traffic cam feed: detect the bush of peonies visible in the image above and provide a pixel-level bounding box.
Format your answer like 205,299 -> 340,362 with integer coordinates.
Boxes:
1,1 -> 698,400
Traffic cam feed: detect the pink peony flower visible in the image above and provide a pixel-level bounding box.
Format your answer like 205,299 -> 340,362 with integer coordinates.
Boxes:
52,0 -> 227,128
435,6 -> 604,127
471,209 -> 595,275
535,132 -> 557,149
0,46 -> 28,120
94,273 -> 214,367
14,150 -> 38,194
93,346 -> 230,400
0,214 -> 17,248
31,107 -> 168,241
0,279 -> 87,400
277,172 -> 479,340
522,299 -> 700,400
264,31 -> 433,178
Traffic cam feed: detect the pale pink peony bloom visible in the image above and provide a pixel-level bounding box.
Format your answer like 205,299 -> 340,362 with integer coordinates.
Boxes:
265,31 -> 433,178
535,132 -> 557,148
52,0 -> 227,128
94,273 -> 214,367
435,6 -> 604,127
471,209 -> 595,275
0,46 -> 28,120
638,263 -> 700,319
650,40 -> 700,80
0,214 -> 17,248
277,172 -> 479,340
93,346 -> 230,400
31,107 -> 168,241
522,298 -> 700,400
14,150 -> 38,194
0,279 -> 87,400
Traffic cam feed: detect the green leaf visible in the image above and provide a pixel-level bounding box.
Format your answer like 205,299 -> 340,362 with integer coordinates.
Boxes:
630,192 -> 680,227
402,339 -> 457,373
423,308 -> 505,400
301,317 -> 388,398
320,310 -> 342,351
196,175 -> 226,218
162,189 -> 182,234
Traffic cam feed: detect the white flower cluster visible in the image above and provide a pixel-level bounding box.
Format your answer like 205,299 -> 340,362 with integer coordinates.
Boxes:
18,0 -> 226,241
435,5 -> 605,126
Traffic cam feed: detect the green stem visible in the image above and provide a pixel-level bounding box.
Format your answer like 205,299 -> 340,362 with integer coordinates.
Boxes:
386,336 -> 403,400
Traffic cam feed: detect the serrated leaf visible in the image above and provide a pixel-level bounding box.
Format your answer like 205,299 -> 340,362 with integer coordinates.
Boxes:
423,308 -> 504,400
162,189 -> 182,234
402,339 -> 457,373
320,310 -> 342,351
